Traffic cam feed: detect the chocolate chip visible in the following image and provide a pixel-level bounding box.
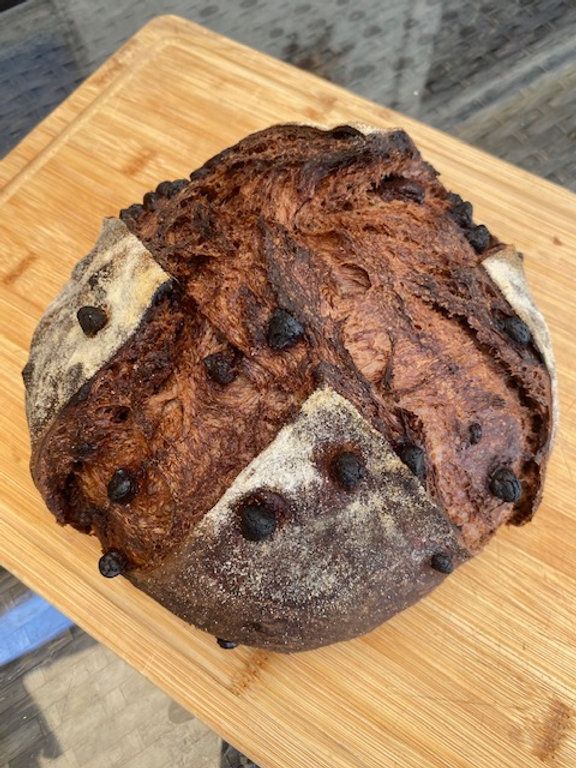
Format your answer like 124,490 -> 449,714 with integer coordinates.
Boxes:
330,125 -> 363,140
155,180 -> 175,197
490,467 -> 521,502
469,422 -> 483,445
98,549 -> 128,578
266,308 -> 304,350
152,279 -> 176,306
387,129 -> 414,154
217,638 -> 238,649
77,306 -> 107,337
240,502 -> 277,541
397,444 -> 426,481
446,192 -> 464,206
465,224 -> 490,253
69,380 -> 92,406
431,552 -> 454,574
74,508 -> 94,532
500,316 -> 532,346
171,178 -> 189,194
155,179 -> 188,198
74,442 -> 97,459
203,352 -> 238,385
119,203 -> 144,221
448,200 -> 473,228
107,469 -> 136,504
377,176 -> 424,204
331,451 -> 365,490
142,191 -> 159,212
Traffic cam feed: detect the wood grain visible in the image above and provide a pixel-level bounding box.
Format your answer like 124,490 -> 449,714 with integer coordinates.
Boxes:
1,15 -> 575,768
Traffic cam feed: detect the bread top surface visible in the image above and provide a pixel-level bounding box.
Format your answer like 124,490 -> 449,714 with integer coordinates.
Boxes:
26,124 -> 555,576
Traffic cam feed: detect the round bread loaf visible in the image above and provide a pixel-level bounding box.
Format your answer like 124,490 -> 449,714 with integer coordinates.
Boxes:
23,124 -> 557,652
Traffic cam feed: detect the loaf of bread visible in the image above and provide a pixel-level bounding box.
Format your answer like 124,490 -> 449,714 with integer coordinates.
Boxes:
23,124 -> 557,652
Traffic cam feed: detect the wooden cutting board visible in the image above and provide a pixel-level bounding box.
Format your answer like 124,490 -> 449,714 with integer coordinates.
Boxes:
1,15 -> 575,768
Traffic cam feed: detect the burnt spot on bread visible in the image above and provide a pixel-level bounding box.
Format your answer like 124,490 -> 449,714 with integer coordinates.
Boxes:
203,350 -> 239,385
489,467 -> 522,503
330,450 -> 366,490
216,638 -> 238,649
107,468 -> 137,504
468,422 -> 483,445
98,549 -> 128,578
77,305 -> 108,337
397,444 -> 426,482
430,552 -> 454,574
266,308 -> 305,350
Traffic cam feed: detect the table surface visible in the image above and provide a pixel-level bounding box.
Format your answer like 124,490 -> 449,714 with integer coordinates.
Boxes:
1,10 -> 576,768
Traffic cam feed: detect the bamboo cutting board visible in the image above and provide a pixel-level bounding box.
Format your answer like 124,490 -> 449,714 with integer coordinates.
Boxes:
1,16 -> 575,768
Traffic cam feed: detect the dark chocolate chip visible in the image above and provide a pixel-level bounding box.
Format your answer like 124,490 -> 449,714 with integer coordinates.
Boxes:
77,305 -> 108,337
500,316 -> 532,346
69,380 -> 92,406
107,469 -> 136,504
119,203 -> 144,221
203,352 -> 237,385
469,422 -> 483,445
172,178 -> 189,193
216,638 -> 238,649
74,508 -> 94,532
142,191 -> 159,212
446,192 -> 463,206
397,444 -> 426,481
386,129 -> 413,154
465,224 -> 490,253
266,308 -> 304,351
74,442 -> 97,459
332,451 -> 365,490
98,549 -> 128,578
240,502 -> 277,542
377,176 -> 425,204
489,467 -> 521,502
152,279 -> 176,306
189,166 -> 210,182
431,552 -> 454,574
449,200 -> 473,228
330,124 -> 364,140
155,180 -> 175,197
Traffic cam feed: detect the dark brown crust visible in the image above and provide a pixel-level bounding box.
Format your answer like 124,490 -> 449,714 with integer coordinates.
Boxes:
27,124 -> 554,651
